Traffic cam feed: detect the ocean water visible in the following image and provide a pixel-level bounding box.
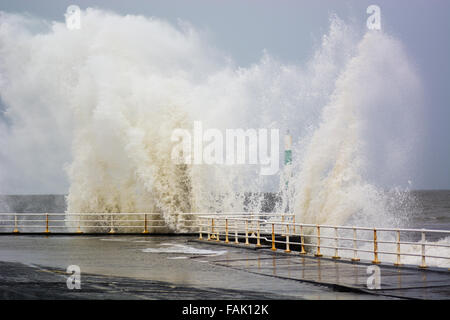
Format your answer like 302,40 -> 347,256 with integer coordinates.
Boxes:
409,190 -> 450,230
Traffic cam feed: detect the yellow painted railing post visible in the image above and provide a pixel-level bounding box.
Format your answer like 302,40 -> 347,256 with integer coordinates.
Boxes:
209,218 -> 216,240
271,223 -> 276,251
419,230 -> 427,269
284,224 -> 291,253
216,222 -> 220,242
256,220 -> 261,247
394,230 -> 402,266
245,220 -> 249,245
332,227 -> 340,259
207,218 -> 211,240
225,219 -> 229,243
13,214 -> 19,234
199,218 -> 203,240
142,213 -> 149,234
314,225 -> 322,257
109,213 -> 115,234
234,220 -> 239,244
76,214 -> 83,234
44,213 -> 50,234
214,218 -> 220,242
351,227 -> 360,262
372,228 -> 380,264
299,225 -> 306,255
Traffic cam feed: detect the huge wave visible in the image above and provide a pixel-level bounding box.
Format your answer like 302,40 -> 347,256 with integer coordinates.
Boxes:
0,9 -> 425,232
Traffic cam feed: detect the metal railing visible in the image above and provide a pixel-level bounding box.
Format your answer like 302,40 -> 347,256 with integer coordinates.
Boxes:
2,211 -> 449,269
196,215 -> 450,269
0,212 -> 285,234
0,212 -> 192,234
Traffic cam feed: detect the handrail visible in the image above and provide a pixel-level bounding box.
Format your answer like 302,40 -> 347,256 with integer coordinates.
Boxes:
1,211 -> 449,269
0,212 -> 291,235
195,214 -> 450,270
0,212 -> 202,234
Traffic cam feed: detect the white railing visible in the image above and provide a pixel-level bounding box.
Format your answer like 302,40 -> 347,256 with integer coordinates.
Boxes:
2,212 -> 448,269
196,215 -> 450,269
0,212 -> 286,234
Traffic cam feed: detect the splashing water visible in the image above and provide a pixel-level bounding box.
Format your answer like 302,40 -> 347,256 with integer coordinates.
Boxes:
0,10 -> 425,234
289,31 -> 424,229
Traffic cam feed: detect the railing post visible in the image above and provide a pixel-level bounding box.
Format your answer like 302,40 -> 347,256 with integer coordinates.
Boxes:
76,213 -> 83,234
372,228 -> 380,264
394,230 -> 402,266
314,225 -> 322,257
13,214 -> 19,234
293,215 -> 296,234
245,220 -> 249,245
216,221 -> 220,241
299,225 -> 306,255
285,224 -> 291,253
199,217 -> 203,240
256,220 -> 261,247
234,220 -> 239,244
109,213 -> 115,234
225,219 -> 229,243
142,213 -> 149,234
209,218 -> 216,240
332,227 -> 340,259
271,223 -> 276,251
45,213 -> 50,234
419,230 -> 427,269
351,227 -> 360,262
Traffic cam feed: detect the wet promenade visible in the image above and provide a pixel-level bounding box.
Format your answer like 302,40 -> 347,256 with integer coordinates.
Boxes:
195,240 -> 450,299
0,235 -> 448,299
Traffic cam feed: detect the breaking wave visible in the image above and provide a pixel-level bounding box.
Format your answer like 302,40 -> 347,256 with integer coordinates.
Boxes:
0,9 -> 424,234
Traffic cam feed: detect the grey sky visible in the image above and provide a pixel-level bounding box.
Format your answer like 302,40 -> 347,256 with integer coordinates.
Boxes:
0,0 -> 449,190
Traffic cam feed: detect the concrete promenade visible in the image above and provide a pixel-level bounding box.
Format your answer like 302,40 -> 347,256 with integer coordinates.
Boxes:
0,235 -> 448,299
193,240 -> 450,299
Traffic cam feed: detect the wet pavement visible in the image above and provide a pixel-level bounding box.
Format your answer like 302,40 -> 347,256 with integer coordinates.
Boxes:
195,240 -> 450,299
0,261 -> 295,299
0,235 -> 385,300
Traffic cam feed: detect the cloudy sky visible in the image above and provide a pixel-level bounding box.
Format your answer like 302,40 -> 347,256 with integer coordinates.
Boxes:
0,0 -> 449,192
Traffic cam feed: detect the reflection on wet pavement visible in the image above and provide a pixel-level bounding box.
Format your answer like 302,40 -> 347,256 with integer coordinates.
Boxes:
0,235 -> 389,299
